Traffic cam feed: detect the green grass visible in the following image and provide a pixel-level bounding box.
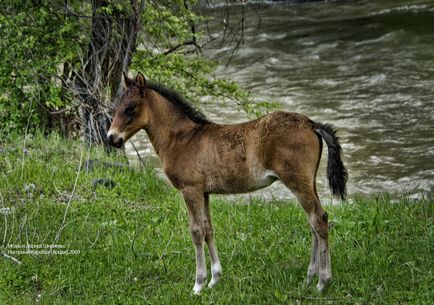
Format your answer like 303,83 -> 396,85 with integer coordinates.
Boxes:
0,134 -> 432,304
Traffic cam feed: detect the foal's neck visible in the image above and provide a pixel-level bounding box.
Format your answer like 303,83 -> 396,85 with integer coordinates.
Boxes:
144,90 -> 202,157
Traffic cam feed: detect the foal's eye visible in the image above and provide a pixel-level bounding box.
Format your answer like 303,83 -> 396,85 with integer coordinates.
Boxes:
124,105 -> 136,115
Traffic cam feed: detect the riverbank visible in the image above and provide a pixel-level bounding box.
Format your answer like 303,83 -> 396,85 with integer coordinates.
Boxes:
201,0 -> 434,198
0,134 -> 432,304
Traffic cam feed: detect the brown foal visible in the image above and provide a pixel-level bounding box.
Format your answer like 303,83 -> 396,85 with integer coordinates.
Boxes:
107,72 -> 348,294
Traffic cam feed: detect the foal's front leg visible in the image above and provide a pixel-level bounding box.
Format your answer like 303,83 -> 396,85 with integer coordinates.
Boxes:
204,194 -> 222,288
181,188 -> 207,294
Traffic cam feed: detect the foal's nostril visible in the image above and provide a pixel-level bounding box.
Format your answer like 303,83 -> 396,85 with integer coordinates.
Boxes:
107,134 -> 114,145
107,132 -> 124,148
117,137 -> 125,147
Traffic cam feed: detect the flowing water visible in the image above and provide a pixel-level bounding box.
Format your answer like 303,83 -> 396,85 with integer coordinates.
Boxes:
127,0 -> 434,201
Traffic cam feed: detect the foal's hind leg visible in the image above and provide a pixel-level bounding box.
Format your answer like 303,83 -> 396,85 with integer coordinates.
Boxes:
279,175 -> 332,291
306,187 -> 325,285
204,194 -> 222,288
298,190 -> 331,291
306,228 -> 319,285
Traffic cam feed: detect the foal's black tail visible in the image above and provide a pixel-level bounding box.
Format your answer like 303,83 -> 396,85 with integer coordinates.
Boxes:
314,122 -> 348,200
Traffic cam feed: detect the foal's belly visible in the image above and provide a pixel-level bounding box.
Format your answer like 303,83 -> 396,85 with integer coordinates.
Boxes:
206,169 -> 279,194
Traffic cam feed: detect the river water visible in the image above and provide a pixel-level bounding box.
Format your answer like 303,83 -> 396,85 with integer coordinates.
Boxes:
126,0 -> 434,201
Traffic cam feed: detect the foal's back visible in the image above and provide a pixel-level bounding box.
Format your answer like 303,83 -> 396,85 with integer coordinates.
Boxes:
181,111 -> 321,194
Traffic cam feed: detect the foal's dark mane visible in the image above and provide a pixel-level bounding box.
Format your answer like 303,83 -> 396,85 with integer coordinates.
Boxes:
147,81 -> 210,124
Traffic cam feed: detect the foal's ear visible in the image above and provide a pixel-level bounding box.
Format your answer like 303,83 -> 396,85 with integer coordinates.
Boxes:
123,72 -> 134,88
135,72 -> 147,90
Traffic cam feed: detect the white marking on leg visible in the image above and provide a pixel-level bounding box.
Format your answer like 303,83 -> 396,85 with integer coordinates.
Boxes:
307,212 -> 332,291
193,281 -> 204,295
208,261 -> 222,288
206,239 -> 222,288
193,241 -> 207,294
316,236 -> 332,291
306,230 -> 319,285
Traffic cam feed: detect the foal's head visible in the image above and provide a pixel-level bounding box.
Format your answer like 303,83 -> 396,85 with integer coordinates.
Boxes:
107,72 -> 149,148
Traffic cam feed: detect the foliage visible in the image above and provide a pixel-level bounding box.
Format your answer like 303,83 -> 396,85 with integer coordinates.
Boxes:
0,134 -> 433,304
0,0 -> 276,139
0,0 -> 81,135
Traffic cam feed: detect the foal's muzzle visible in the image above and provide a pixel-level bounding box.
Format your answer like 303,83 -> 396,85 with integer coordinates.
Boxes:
107,133 -> 124,148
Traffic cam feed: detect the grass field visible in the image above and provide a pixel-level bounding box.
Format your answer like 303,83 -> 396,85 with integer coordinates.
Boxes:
0,134 -> 432,304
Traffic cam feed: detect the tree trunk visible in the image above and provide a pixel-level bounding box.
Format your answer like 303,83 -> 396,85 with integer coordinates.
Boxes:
73,0 -> 144,147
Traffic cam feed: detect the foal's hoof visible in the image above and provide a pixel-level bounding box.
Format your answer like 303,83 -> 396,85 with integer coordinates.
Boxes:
306,273 -> 316,286
316,276 -> 331,292
207,277 -> 219,288
193,285 -> 203,295
193,281 -> 205,295
208,262 -> 222,288
208,268 -> 222,288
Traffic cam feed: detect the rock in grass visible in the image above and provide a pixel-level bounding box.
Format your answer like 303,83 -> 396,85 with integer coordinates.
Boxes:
92,178 -> 117,190
24,183 -> 36,193
84,159 -> 129,172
